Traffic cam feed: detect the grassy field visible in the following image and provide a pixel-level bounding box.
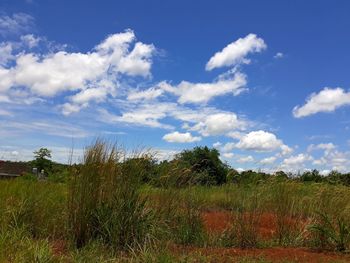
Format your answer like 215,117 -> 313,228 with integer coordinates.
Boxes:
1,143 -> 350,262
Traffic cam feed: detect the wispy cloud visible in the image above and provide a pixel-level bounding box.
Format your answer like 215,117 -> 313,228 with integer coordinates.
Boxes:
0,13 -> 35,36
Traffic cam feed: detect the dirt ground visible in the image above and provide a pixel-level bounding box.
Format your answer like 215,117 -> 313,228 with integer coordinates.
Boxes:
50,210 -> 350,262
197,210 -> 350,262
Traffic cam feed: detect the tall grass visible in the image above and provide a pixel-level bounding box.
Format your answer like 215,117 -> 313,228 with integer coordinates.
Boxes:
269,181 -> 305,246
224,187 -> 262,248
307,186 -> 350,252
0,180 -> 66,239
68,140 -> 156,251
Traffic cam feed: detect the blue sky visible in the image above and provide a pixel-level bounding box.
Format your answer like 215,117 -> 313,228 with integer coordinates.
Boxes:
0,0 -> 350,173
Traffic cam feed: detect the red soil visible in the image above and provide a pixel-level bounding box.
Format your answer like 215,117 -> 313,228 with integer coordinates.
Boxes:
201,210 -> 232,233
198,210 -> 350,262
201,210 -> 306,240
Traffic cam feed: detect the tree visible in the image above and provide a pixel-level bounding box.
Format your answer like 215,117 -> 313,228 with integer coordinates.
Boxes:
32,148 -> 52,174
300,169 -> 322,183
174,146 -> 228,185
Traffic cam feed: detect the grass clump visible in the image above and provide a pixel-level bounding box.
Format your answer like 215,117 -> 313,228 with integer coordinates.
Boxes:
68,140 -> 156,252
308,212 -> 350,252
222,188 -> 262,248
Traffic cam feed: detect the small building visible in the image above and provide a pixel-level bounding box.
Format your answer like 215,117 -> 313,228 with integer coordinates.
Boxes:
0,160 -> 31,179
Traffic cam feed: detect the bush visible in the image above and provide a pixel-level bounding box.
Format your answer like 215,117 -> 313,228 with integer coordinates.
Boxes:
235,170 -> 271,185
308,212 -> 350,252
300,169 -> 323,183
170,146 -> 228,186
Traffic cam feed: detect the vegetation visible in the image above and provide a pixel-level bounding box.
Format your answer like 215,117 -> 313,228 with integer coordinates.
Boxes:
0,143 -> 350,262
32,148 -> 53,174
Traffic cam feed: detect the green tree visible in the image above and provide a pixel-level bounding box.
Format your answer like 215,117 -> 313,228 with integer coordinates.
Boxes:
32,148 -> 53,174
300,169 -> 323,183
174,146 -> 228,185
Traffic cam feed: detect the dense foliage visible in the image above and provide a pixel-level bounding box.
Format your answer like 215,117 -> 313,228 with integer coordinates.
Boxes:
2,146 -> 350,187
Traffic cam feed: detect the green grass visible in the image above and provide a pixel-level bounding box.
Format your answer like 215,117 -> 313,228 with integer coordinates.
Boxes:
1,158 -> 350,261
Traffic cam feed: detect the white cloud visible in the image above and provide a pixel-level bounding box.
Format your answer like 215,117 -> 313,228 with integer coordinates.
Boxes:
162,131 -> 201,143
153,148 -> 179,161
226,131 -> 244,139
222,152 -> 234,159
160,71 -> 247,104
0,30 -> 155,114
20,34 -> 41,48
0,109 -> 12,116
221,142 -> 235,153
127,87 -> 164,101
260,156 -> 277,165
309,144 -> 350,172
320,170 -> 331,176
61,103 -> 87,116
274,52 -> 284,59
0,145 -> 83,163
307,143 -> 336,154
237,155 -> 254,163
235,130 -> 290,153
98,103 -> 175,129
281,153 -> 313,171
206,34 -> 266,71
190,112 -> 247,136
1,120 -> 90,138
213,142 -> 222,149
0,42 -> 14,66
0,13 -> 35,36
293,87 -> 350,118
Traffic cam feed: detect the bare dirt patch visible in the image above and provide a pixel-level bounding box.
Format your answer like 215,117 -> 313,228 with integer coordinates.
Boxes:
198,210 -> 350,262
201,210 -> 304,240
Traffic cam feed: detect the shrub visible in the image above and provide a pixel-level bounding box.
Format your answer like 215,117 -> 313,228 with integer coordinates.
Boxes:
300,169 -> 323,183
169,146 -> 228,186
308,212 -> 350,252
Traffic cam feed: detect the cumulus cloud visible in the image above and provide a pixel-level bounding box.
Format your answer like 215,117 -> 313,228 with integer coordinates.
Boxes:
221,142 -> 236,153
237,155 -> 254,163
190,112 -> 247,136
307,143 -> 336,154
308,143 -> 350,172
206,34 -> 266,71
162,131 -> 201,143
281,153 -> 313,171
98,103 -> 174,129
260,156 -> 277,165
160,71 -> 247,104
293,87 -> 350,118
213,142 -> 222,149
222,152 -> 234,159
0,30 -> 155,114
0,13 -> 35,36
20,34 -> 41,48
235,130 -> 291,153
